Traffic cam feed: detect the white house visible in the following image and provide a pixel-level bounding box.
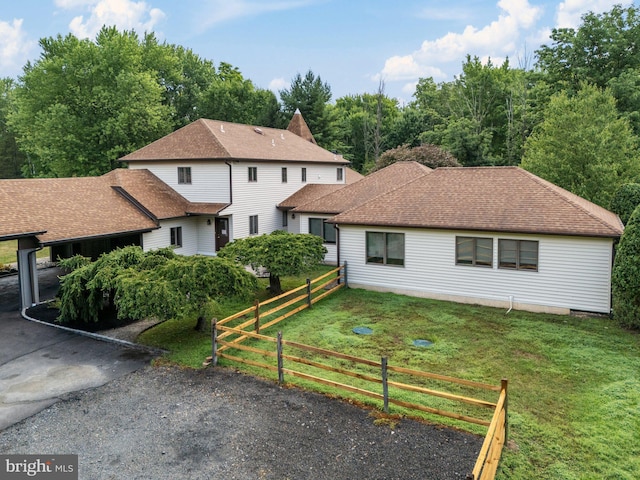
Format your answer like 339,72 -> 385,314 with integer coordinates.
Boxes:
0,113 -> 624,314
323,165 -> 623,315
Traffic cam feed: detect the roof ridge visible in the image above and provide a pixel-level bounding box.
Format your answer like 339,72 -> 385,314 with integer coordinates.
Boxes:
516,168 -> 623,234
199,119 -> 232,157
330,166 -> 433,218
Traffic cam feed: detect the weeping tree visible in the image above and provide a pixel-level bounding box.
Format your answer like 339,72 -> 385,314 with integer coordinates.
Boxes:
218,231 -> 327,294
57,246 -> 257,330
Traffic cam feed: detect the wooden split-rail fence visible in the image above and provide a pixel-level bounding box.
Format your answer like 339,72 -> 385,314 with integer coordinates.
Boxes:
204,263 -> 507,480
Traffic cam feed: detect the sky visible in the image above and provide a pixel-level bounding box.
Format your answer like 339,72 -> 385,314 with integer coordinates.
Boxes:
0,0 -> 635,104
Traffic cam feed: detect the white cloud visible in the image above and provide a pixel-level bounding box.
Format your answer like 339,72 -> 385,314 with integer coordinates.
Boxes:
0,18 -> 36,74
198,0 -> 318,30
59,0 -> 165,39
268,77 -> 288,92
377,0 -> 543,85
555,0 -> 628,29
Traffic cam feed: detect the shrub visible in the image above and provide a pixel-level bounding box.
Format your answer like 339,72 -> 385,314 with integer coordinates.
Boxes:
612,204 -> 640,329
610,183 -> 640,225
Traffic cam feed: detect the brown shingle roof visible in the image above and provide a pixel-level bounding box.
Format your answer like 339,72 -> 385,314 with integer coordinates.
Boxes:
287,109 -> 317,144
0,169 -> 228,244
121,118 -> 348,165
278,167 -> 365,210
0,174 -> 159,244
293,161 -> 432,214
330,166 -> 623,238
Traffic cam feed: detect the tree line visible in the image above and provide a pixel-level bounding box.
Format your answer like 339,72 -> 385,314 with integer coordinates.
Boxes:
1,5 -> 640,209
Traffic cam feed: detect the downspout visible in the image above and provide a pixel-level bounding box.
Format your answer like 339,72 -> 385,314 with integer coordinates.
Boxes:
506,295 -> 514,314
225,161 -> 233,204
335,224 -> 341,284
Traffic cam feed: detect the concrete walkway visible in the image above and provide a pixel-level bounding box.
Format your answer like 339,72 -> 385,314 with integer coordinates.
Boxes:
0,268 -> 155,430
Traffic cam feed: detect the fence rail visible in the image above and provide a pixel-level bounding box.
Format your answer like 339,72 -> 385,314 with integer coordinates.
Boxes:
205,263 -> 507,479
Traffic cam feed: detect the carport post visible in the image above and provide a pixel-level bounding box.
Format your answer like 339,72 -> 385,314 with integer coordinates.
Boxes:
17,248 -> 40,309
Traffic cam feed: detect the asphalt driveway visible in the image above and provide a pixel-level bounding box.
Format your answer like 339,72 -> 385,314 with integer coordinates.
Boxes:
0,267 -> 154,430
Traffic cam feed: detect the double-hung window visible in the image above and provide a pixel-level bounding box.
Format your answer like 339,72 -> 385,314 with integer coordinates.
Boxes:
498,239 -> 538,271
282,167 -> 288,183
170,227 -> 182,247
309,218 -> 336,244
248,167 -> 257,182
178,167 -> 191,184
366,232 -> 404,266
456,237 -> 493,267
301,167 -> 307,183
337,167 -> 343,181
249,215 -> 259,235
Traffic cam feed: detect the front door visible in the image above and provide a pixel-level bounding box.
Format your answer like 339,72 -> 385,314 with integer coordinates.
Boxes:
215,218 -> 229,251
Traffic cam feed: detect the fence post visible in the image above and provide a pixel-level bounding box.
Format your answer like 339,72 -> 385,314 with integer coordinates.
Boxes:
306,278 -> 312,308
343,261 -> 348,288
211,318 -> 218,367
254,299 -> 260,333
381,356 -> 389,413
277,331 -> 284,384
502,378 -> 509,444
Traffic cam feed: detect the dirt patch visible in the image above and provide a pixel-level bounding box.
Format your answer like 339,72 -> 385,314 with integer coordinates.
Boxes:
0,365 -> 483,480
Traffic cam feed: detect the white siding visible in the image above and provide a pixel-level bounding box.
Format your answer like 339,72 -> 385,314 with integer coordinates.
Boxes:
142,218 -> 199,255
129,162 -> 230,203
196,217 -> 216,255
224,162 -> 343,240
339,226 -> 614,314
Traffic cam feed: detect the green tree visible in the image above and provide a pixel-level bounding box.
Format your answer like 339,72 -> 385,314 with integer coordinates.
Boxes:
610,183 -> 640,225
57,246 -> 256,327
374,144 -> 460,171
218,231 -> 326,294
536,4 -> 640,133
612,205 -> 640,329
279,70 -> 338,148
10,28 -> 174,177
333,91 -> 400,172
418,57 -> 532,166
520,83 -> 640,207
0,78 -> 25,178
200,62 -> 279,126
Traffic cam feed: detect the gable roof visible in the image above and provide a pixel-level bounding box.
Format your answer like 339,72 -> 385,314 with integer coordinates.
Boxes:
291,161 -> 432,214
0,169 -> 227,245
121,118 -> 348,165
329,166 -> 623,238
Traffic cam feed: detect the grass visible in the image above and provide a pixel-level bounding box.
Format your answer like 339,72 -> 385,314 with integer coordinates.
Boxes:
139,275 -> 640,480
0,240 -> 50,266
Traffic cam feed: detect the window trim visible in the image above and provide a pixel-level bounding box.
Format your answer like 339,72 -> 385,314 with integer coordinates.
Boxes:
498,239 -> 539,271
455,236 -> 493,267
177,167 -> 191,185
366,231 -> 405,266
249,215 -> 259,235
309,218 -> 336,244
248,166 -> 257,182
170,226 -> 183,247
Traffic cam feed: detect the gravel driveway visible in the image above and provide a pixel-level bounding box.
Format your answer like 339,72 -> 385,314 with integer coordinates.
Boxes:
0,364 -> 482,479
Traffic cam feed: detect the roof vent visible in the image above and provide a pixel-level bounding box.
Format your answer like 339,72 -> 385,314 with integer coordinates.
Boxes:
220,124 -> 225,133
271,139 -> 276,146
254,127 -> 263,135
280,133 -> 285,140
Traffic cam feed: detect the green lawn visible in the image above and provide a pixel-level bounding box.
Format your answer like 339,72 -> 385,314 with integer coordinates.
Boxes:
0,240 -> 50,266
139,282 -> 640,479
